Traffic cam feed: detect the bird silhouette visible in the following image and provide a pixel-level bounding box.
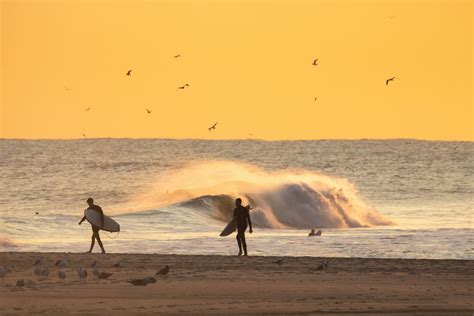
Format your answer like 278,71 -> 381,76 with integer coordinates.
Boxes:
274,259 -> 284,266
174,54 -> 181,58
77,267 -> 88,283
208,122 -> 217,131
177,84 -> 190,90
156,265 -> 169,276
312,59 -> 318,66
314,97 -> 318,102
145,108 -> 152,114
82,132 -> 87,137
315,261 -> 329,271
64,86 -> 71,91
126,70 -> 132,76
386,77 -> 398,85
16,279 -> 26,287
85,107 -> 91,112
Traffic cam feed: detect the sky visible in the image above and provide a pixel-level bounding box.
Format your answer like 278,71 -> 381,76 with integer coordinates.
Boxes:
1,0 -> 472,140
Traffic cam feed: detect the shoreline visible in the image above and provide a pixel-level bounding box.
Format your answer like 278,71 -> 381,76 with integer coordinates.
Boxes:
0,252 -> 473,314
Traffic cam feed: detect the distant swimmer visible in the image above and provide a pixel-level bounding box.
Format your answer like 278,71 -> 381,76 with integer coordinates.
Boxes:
177,83 -> 190,90
208,122 -> 217,131
173,54 -> 181,58
312,59 -> 318,66
126,70 -> 132,76
308,229 -> 322,237
79,198 -> 106,254
386,77 -> 398,85
233,198 -> 253,256
145,108 -> 152,114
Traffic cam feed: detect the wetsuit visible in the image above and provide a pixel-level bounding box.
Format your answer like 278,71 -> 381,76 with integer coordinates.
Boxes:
233,205 -> 252,255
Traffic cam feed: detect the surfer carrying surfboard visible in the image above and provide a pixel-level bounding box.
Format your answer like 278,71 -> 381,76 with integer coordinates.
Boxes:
78,198 -> 106,254
233,198 -> 253,256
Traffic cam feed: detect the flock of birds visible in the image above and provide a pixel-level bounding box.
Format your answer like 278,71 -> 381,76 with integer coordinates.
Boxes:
71,52 -> 398,138
0,257 -> 170,287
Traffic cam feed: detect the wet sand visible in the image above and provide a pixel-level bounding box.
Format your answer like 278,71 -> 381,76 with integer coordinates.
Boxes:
0,252 -> 473,315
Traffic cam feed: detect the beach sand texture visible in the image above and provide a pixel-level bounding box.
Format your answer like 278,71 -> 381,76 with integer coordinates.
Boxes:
0,252 -> 473,314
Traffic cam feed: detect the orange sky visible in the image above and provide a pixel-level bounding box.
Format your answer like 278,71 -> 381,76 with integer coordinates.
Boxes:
1,0 -> 472,140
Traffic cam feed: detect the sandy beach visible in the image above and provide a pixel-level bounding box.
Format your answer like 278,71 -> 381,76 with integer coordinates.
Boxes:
0,252 -> 472,315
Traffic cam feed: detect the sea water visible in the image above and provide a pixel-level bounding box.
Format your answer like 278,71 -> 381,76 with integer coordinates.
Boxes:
0,139 -> 472,259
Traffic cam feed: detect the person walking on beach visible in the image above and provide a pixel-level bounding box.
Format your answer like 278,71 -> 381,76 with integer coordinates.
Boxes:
233,198 -> 253,256
79,198 -> 106,254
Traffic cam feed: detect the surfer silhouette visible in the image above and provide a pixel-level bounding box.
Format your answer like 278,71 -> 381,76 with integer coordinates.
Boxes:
78,198 -> 106,254
233,198 -> 253,256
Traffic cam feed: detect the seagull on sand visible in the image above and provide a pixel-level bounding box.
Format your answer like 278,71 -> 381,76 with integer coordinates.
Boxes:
315,261 -> 329,271
156,265 -> 169,276
77,267 -> 88,283
55,260 -> 67,269
40,266 -> 50,278
312,58 -> 318,66
58,271 -> 67,284
127,278 -> 148,286
145,108 -> 152,114
126,70 -> 132,76
91,261 -> 100,277
386,77 -> 398,85
177,83 -> 190,90
274,259 -> 284,266
208,122 -> 217,131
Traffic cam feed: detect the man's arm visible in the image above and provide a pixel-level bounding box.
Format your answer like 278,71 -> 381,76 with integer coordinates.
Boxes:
78,215 -> 86,225
246,207 -> 253,233
98,207 -> 105,228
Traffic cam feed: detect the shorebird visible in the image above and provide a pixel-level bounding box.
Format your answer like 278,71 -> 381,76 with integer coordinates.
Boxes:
40,266 -> 50,278
174,54 -> 181,58
112,262 -> 122,268
145,108 -> 152,114
315,261 -> 328,271
156,265 -> 169,276
312,58 -> 318,66
126,70 -> 132,76
177,84 -> 190,90
33,258 -> 44,266
98,272 -> 113,280
77,267 -> 88,283
127,278 -> 148,286
208,122 -> 217,131
274,259 -> 284,266
386,77 -> 398,85
58,271 -> 67,284
55,260 -> 67,269
16,279 -> 26,287
0,266 -> 6,280
91,261 -> 100,277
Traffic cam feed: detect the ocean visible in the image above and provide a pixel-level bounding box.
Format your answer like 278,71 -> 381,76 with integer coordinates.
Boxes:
0,139 -> 472,259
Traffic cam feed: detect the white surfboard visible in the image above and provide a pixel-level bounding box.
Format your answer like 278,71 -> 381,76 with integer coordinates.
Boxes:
84,208 -> 120,233
219,218 -> 237,237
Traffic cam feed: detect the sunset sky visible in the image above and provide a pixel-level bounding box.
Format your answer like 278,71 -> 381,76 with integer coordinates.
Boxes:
1,0 -> 472,140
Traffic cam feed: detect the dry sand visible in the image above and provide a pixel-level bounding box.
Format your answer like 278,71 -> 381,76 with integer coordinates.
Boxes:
0,252 -> 472,315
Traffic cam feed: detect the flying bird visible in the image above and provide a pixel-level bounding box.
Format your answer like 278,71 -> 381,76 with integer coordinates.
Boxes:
208,122 -> 217,131
314,97 -> 318,102
40,266 -> 50,278
145,108 -> 152,114
82,132 -> 87,137
177,84 -> 190,90
85,107 -> 91,112
156,265 -> 169,276
126,70 -> 132,76
64,86 -> 71,91
174,54 -> 181,58
312,59 -> 318,66
386,77 -> 398,85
